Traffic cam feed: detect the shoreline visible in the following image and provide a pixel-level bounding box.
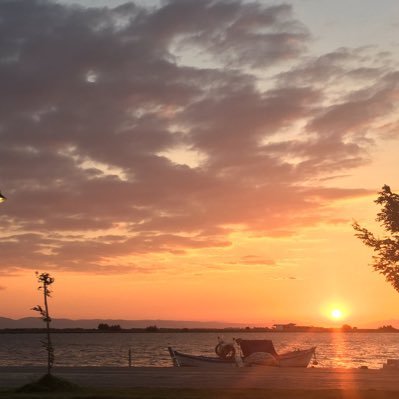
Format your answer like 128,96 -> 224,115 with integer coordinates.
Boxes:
2,366 -> 399,391
2,329 -> 399,334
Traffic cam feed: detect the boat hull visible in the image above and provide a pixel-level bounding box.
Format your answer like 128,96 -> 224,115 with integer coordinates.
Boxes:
278,347 -> 316,367
168,346 -> 316,368
168,347 -> 236,367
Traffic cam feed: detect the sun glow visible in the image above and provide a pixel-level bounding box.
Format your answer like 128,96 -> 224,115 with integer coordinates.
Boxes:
331,309 -> 343,320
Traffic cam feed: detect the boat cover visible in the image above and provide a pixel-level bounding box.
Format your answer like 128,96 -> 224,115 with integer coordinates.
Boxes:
236,339 -> 279,358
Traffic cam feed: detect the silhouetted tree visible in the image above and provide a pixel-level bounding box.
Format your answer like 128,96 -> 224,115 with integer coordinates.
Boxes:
145,325 -> 159,332
353,185 -> 399,291
109,324 -> 122,331
97,323 -> 122,331
98,323 -> 110,330
341,324 -> 352,332
32,272 -> 55,375
378,325 -> 397,332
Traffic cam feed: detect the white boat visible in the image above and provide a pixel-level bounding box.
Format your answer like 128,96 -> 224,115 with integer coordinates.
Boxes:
274,347 -> 316,367
238,338 -> 316,367
168,347 -> 237,367
168,339 -> 316,368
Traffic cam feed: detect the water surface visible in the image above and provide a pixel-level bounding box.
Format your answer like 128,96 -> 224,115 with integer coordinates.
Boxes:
0,332 -> 397,369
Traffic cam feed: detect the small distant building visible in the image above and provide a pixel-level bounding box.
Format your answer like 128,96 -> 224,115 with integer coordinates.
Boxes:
273,323 -> 296,331
273,323 -> 314,332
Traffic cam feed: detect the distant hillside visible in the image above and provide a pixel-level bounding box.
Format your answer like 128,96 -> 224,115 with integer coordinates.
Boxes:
0,317 -> 253,329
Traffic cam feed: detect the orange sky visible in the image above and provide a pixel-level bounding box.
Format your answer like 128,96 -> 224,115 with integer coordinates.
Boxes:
1,0 -> 399,328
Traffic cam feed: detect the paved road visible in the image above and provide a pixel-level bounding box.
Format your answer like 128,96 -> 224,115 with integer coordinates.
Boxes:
2,366 -> 399,391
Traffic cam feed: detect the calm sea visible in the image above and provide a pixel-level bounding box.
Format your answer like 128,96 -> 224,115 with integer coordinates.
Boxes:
0,332 -> 397,369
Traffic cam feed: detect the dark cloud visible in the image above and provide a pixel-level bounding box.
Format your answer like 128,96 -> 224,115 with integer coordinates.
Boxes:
0,0 -> 397,273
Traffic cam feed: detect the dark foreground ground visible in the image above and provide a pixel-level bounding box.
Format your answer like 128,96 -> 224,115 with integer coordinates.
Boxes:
2,388 -> 399,399
2,366 -> 399,398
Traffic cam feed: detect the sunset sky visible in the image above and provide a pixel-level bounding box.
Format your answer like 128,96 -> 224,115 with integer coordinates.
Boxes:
1,0 -> 399,328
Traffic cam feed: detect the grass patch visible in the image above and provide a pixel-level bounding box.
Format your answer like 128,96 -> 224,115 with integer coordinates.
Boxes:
15,373 -> 79,393
1,388 -> 399,399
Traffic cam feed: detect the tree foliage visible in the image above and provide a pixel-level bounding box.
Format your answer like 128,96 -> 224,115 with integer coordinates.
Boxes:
378,325 -> 397,332
353,185 -> 399,292
32,272 -> 55,374
97,323 -> 122,331
145,325 -> 159,332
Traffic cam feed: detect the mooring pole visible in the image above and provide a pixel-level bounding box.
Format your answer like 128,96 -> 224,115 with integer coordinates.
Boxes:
128,348 -> 132,368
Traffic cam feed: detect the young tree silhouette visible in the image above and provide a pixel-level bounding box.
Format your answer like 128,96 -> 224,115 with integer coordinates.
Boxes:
32,272 -> 55,375
18,273 -> 78,392
353,185 -> 399,291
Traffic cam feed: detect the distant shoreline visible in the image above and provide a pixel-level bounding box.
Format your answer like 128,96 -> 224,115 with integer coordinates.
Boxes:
1,327 -> 399,334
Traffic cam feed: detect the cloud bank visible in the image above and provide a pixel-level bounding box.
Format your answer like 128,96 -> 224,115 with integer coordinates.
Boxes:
0,0 -> 397,273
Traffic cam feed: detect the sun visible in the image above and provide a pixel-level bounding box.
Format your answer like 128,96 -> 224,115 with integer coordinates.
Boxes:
323,303 -> 349,323
331,309 -> 343,320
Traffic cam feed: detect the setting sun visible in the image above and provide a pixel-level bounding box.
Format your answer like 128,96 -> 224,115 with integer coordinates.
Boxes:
331,309 -> 343,320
